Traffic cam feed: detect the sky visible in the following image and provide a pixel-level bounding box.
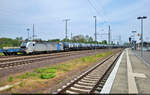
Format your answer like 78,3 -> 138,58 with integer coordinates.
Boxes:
0,0 -> 150,44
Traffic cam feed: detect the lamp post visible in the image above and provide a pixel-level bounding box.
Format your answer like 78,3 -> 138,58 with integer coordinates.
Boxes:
137,16 -> 147,57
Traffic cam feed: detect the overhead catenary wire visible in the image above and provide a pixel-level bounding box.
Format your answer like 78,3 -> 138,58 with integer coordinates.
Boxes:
87,0 -> 111,43
87,0 -> 109,24
87,0 -> 102,17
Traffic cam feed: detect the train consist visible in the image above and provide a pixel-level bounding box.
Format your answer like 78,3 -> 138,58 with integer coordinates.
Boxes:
1,41 -> 124,55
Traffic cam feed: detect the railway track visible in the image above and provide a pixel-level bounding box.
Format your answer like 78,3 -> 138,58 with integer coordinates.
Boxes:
0,55 -> 18,59
0,49 -> 104,69
56,50 -> 121,94
0,50 -> 98,63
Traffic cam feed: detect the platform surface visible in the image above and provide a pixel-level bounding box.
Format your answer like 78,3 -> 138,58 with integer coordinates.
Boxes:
101,48 -> 150,94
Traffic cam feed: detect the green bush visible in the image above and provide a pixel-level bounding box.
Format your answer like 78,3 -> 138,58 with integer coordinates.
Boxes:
35,68 -> 56,73
40,73 -> 56,79
44,69 -> 56,73
8,76 -> 13,82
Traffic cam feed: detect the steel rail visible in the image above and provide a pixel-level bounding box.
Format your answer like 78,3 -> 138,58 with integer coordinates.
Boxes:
56,50 -> 122,94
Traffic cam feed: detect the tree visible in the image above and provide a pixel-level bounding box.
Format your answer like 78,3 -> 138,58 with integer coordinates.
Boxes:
72,35 -> 86,43
101,40 -> 107,44
16,37 -> 23,41
88,37 -> 94,43
34,38 -> 43,42
0,38 -> 21,48
61,38 -> 70,42
48,39 -> 60,42
60,34 -> 94,43
85,35 -> 94,43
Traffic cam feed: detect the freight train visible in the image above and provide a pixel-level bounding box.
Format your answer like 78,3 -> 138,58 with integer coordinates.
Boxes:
1,41 -> 124,55
20,41 -> 122,54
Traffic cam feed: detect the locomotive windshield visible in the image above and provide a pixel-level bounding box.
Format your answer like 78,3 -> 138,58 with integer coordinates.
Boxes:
20,42 -> 27,48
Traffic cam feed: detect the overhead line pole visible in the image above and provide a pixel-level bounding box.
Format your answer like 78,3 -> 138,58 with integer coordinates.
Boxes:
63,19 -> 70,41
93,16 -> 97,55
93,16 -> 97,42
32,24 -> 34,41
71,32 -> 73,40
108,25 -> 111,45
28,31 -> 29,40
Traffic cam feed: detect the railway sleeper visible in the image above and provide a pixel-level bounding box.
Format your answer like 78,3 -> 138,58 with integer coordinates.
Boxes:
88,73 -> 105,77
80,79 -> 96,83
95,88 -> 102,92
78,81 -> 95,86
88,73 -> 102,76
81,79 -> 97,83
85,76 -> 100,79
94,90 -> 100,94
100,81 -> 106,84
36,59 -> 43,61
97,83 -> 104,88
96,85 -> 103,91
21,61 -> 26,64
7,64 -> 12,67
9,63 -> 15,66
23,61 -> 30,64
28,60 -> 33,63
74,84 -> 93,89
66,90 -> 79,94
0,64 -> 6,68
13,63 -> 18,66
96,85 -> 103,89
83,77 -> 99,81
86,75 -> 101,78
69,87 -> 90,93
90,70 -> 101,73
17,62 -> 23,65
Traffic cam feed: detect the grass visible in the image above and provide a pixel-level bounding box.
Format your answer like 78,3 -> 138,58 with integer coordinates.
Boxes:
0,53 -> 4,56
35,68 -> 56,73
1,51 -> 113,93
8,76 -> 14,82
17,72 -> 37,79
15,51 -> 112,80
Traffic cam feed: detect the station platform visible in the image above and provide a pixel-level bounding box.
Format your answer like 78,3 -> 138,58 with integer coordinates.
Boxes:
101,48 -> 150,94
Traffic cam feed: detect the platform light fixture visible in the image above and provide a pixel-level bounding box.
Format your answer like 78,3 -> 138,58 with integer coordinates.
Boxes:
137,16 -> 147,57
